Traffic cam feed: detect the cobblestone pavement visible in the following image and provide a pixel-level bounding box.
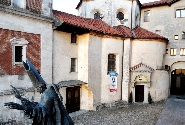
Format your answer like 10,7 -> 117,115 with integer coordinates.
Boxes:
156,95 -> 185,125
72,101 -> 165,125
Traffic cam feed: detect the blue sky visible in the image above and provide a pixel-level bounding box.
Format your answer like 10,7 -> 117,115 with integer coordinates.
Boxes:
53,0 -> 157,15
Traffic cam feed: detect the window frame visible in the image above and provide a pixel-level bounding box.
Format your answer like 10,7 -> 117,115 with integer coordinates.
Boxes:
176,9 -> 185,18
170,48 -> 176,56
144,10 -> 150,22
180,48 -> 185,56
70,58 -> 77,72
71,33 -> 77,44
182,32 -> 185,39
174,35 -> 179,40
108,54 -> 116,72
10,38 -> 29,65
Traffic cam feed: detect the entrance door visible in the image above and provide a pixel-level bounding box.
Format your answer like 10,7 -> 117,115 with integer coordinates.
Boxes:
135,85 -> 144,102
66,86 -> 80,113
170,69 -> 185,95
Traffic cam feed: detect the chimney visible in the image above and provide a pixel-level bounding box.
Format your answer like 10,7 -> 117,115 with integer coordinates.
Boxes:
42,0 -> 53,17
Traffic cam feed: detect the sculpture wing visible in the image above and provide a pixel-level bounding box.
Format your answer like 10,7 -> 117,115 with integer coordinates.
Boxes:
22,58 -> 46,88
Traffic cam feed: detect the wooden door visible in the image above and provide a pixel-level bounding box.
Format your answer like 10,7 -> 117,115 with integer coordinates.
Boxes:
66,86 -> 80,113
135,85 -> 144,102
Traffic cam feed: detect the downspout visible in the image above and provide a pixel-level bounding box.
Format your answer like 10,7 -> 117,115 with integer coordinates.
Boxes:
121,38 -> 125,100
131,0 -> 133,29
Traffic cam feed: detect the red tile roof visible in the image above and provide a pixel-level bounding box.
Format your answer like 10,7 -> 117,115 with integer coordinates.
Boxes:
0,0 -> 11,6
133,26 -> 167,40
130,62 -> 154,71
53,10 -> 168,41
142,0 -> 180,8
113,25 -> 132,37
53,10 -> 123,36
26,0 -> 42,14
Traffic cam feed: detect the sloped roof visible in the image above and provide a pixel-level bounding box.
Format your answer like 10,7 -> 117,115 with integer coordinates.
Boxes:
53,10 -> 168,41
0,0 -> 42,14
130,62 -> 155,72
53,10 -> 124,36
58,80 -> 87,87
142,0 -> 180,8
133,26 -> 168,40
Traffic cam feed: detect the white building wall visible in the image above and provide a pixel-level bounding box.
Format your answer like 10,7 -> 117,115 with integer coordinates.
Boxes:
77,0 -> 139,28
140,1 -> 185,67
101,37 -> 123,103
131,39 -> 166,69
53,31 -> 78,84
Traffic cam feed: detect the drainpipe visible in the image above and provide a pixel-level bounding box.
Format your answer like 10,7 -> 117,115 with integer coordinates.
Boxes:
121,39 -> 125,100
131,0 -> 133,29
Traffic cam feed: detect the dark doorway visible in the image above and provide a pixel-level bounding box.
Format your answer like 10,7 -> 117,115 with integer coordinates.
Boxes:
66,86 -> 80,113
170,69 -> 185,95
135,85 -> 144,102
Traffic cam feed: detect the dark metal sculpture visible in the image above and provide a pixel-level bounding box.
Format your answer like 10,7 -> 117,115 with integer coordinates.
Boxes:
4,59 -> 74,125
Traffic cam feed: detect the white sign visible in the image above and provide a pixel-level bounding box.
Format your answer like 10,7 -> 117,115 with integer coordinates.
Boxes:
109,71 -> 117,95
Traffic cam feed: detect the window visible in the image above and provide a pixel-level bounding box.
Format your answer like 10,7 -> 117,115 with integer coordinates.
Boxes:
117,12 -> 124,20
182,32 -> 185,39
176,9 -> 185,18
174,35 -> 179,40
170,48 -> 176,56
10,38 -> 29,64
180,48 -> 185,56
166,49 -> 168,54
144,10 -> 150,22
71,58 -> 77,72
15,46 -> 22,62
108,54 -> 116,71
71,33 -> 77,43
94,12 -> 101,19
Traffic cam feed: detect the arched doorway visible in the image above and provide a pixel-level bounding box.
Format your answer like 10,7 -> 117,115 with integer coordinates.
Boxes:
170,69 -> 185,95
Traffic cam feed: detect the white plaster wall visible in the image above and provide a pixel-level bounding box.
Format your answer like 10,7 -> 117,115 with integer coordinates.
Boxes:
53,31 -> 78,84
131,39 -> 166,69
77,0 -> 139,28
101,37 -> 123,103
0,11 -> 53,85
150,71 -> 170,101
140,1 -> 185,67
122,39 -> 131,101
88,35 -> 102,104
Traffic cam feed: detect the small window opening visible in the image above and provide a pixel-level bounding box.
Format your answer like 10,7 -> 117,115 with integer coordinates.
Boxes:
174,35 -> 179,40
71,58 -> 77,72
94,12 -> 102,19
144,10 -> 150,22
71,33 -> 77,43
108,54 -> 116,71
117,12 -> 124,21
166,49 -> 168,54
180,48 -> 185,56
170,48 -> 176,56
15,46 -> 22,62
182,32 -> 185,39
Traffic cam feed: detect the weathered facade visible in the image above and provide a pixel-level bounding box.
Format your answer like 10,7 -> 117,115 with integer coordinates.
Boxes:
0,0 -> 185,123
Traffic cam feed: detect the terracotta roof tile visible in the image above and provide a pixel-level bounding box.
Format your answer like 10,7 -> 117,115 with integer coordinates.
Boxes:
53,10 -> 124,36
0,0 -> 11,6
130,62 -> 155,71
133,26 -> 168,40
26,0 -> 42,14
113,25 -> 132,37
142,0 -> 179,8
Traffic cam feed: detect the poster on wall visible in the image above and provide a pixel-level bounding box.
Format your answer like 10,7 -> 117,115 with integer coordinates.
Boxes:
108,71 -> 118,95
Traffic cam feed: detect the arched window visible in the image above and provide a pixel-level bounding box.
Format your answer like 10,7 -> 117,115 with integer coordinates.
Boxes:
117,12 -> 124,20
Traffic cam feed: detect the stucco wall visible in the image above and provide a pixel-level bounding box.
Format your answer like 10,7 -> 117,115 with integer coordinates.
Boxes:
150,70 -> 170,101
140,1 -> 185,67
101,37 -> 123,103
77,0 -> 139,28
131,39 -> 166,69
53,31 -> 78,83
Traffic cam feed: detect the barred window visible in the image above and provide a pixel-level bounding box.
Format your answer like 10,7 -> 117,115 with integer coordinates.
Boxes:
108,54 -> 116,71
